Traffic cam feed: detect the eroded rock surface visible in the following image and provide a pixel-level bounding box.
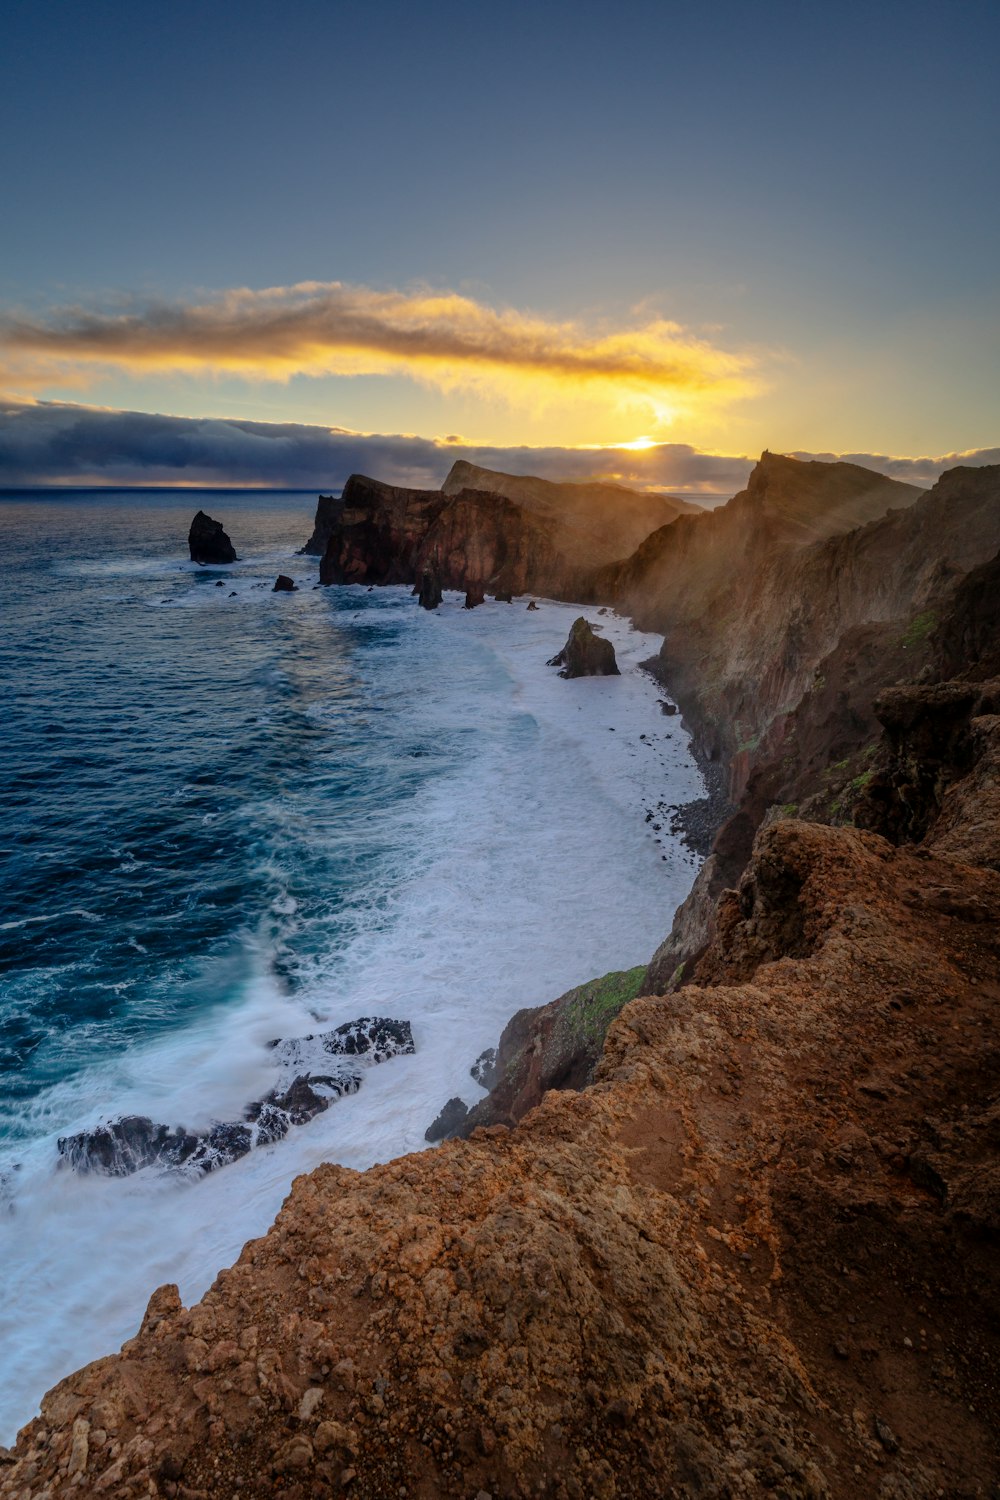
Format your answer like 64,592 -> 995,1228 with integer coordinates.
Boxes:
299,494 -> 345,556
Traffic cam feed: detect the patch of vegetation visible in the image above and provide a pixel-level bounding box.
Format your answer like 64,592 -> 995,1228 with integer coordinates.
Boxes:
780,802 -> 799,816
564,966 -> 648,1046
901,609 -> 937,650
736,732 -> 761,754
848,769 -> 875,792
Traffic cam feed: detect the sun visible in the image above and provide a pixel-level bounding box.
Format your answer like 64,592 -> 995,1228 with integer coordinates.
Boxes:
614,435 -> 659,451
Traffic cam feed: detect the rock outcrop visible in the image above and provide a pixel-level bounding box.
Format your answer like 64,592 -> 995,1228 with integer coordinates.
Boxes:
299,494 -> 345,556
57,1018 -> 413,1178
272,574 -> 297,592
547,617 -> 620,678
455,967 -> 646,1137
188,510 -> 238,564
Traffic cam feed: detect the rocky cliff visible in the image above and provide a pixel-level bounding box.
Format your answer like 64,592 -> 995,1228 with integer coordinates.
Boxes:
4,457 -> 999,1499
318,464 -> 696,599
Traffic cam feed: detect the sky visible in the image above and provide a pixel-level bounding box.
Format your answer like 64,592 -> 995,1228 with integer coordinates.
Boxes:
1,0 -> 997,492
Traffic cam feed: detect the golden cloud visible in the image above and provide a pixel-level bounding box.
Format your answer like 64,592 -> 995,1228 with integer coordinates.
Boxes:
0,281 -> 759,425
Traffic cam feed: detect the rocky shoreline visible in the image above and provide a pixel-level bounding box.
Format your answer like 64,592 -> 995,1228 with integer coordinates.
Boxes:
2,456 -> 998,1496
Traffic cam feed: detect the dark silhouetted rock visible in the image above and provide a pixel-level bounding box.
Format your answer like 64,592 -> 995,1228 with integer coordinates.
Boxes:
299,494 -> 345,555
188,510 -> 237,564
464,584 -> 485,609
273,575 -> 297,592
526,600 -> 539,610
417,570 -> 443,610
493,589 -> 513,602
547,617 -> 620,678
470,1047 -> 498,1088
424,1097 -> 469,1142
58,1017 -> 414,1178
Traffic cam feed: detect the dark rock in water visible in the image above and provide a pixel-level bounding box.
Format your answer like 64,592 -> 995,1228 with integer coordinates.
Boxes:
464,584 -> 485,609
299,494 -> 345,556
229,591 -> 237,597
188,510 -> 237,564
417,570 -> 443,610
471,1047 -> 498,1089
493,590 -> 513,603
526,600 -> 539,610
425,1096 -> 469,1142
659,700 -> 678,715
547,617 -> 620,678
58,1016 -> 414,1178
273,574 -> 298,592
215,580 -> 224,587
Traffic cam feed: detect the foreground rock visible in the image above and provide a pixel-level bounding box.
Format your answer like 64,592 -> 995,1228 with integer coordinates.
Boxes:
57,1018 -> 413,1178
299,494 -> 345,556
547,616 -> 620,677
272,574 -> 297,592
188,510 -> 238,564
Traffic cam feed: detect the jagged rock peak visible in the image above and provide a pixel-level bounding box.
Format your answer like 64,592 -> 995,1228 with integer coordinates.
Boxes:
188,510 -> 237,564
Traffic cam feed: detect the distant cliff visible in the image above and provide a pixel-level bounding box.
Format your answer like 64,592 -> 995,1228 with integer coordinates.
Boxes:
319,461 -> 700,597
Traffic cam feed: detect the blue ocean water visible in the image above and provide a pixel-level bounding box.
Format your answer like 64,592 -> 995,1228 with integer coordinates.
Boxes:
0,488 -> 706,1440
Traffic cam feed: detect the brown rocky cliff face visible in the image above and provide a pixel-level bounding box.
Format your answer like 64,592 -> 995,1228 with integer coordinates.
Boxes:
319,474 -> 590,597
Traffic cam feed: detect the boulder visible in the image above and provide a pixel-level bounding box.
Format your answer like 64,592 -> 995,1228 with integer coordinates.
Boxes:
417,570 -> 443,610
464,584 -> 485,609
424,1097 -> 469,1142
273,575 -> 297,592
188,510 -> 237,564
547,617 -> 620,678
526,600 -> 539,611
492,589 -> 514,602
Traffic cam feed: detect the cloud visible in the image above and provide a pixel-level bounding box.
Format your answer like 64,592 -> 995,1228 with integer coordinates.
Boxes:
0,398 -> 995,498
0,281 -> 758,425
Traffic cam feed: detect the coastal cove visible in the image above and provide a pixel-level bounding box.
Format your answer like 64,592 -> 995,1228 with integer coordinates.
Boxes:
0,488 -> 707,1441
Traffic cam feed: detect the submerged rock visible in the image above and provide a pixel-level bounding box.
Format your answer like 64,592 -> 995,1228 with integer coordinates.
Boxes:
188,510 -> 237,564
547,617 -> 620,678
58,1017 -> 414,1178
272,574 -> 297,592
417,570 -> 443,610
424,1096 -> 469,1142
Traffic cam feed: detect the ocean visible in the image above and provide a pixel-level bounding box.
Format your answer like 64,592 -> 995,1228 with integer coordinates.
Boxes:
0,488 -> 705,1441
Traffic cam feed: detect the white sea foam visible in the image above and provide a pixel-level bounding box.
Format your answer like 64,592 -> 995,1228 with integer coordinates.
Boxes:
0,590 -> 705,1441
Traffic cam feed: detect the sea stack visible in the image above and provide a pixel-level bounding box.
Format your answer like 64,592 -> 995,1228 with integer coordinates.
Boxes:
188,510 -> 237,564
464,584 -> 485,609
272,574 -> 297,592
547,617 -> 620,678
417,569 -> 443,610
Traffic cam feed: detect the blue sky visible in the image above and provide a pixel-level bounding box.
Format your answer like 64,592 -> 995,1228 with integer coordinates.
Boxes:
1,0 -> 997,485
